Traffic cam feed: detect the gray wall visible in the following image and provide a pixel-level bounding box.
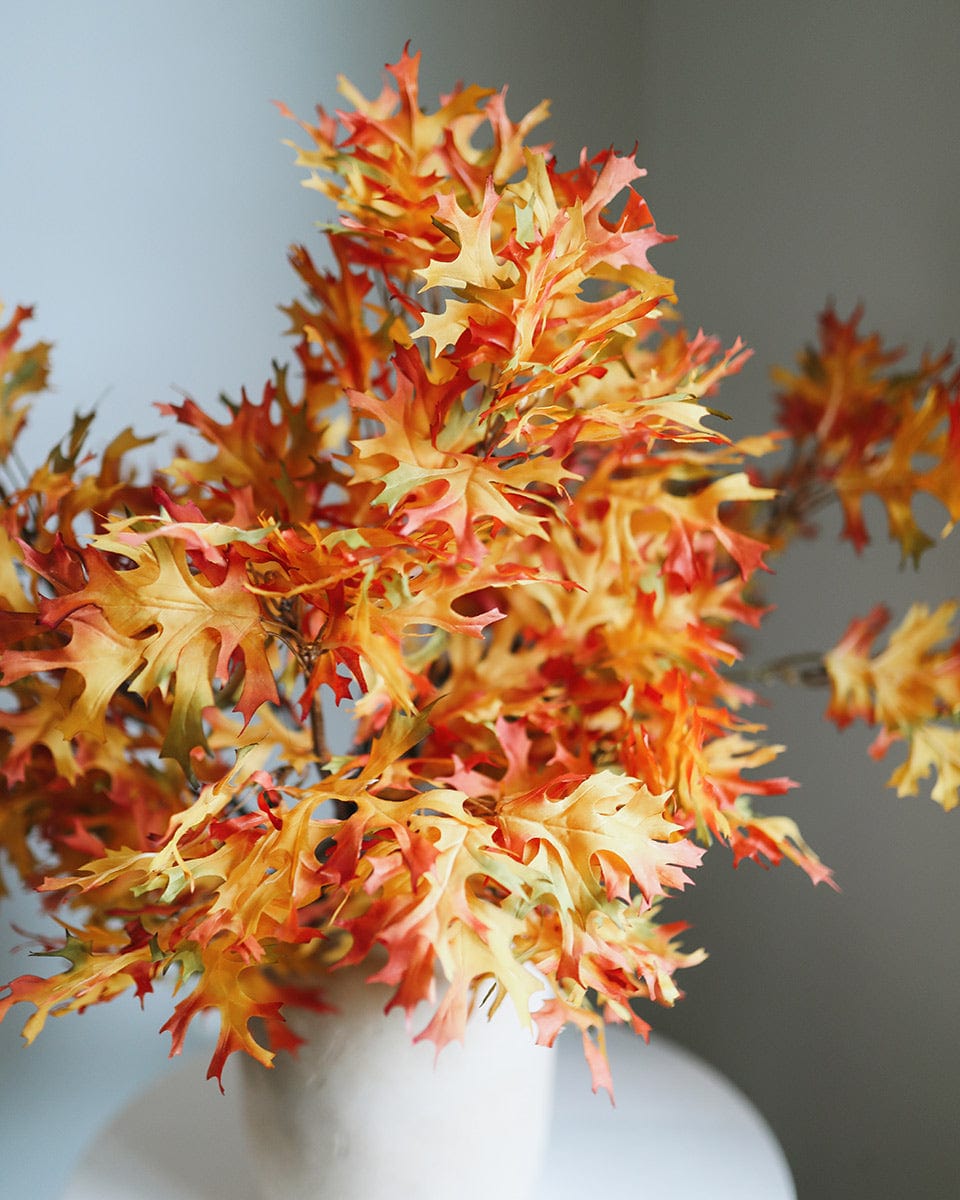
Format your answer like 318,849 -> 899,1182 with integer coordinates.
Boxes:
2,4 -> 958,1197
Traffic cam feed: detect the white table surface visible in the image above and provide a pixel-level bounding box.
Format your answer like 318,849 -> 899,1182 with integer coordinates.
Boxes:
60,1023 -> 795,1199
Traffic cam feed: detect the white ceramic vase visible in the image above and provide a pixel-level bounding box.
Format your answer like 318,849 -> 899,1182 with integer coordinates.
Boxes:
239,968 -> 557,1200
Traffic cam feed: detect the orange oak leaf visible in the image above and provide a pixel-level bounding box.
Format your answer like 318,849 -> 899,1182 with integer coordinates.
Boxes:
2,532 -> 277,763
498,771 -> 702,915
350,350 -> 570,561
0,303 -> 51,461
161,947 -> 298,1089
0,933 -> 156,1046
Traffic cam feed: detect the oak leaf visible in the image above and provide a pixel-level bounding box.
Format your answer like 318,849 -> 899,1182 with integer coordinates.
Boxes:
3,533 -> 277,764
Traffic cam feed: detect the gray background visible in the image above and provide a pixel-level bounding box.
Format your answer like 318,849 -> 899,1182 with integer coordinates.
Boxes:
2,4 -> 958,1197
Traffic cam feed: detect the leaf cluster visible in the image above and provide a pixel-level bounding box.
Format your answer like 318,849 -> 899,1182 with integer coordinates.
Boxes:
1,49 -> 957,1096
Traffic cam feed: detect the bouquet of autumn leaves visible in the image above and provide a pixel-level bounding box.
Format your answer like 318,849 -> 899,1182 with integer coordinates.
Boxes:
2,50 -> 959,1096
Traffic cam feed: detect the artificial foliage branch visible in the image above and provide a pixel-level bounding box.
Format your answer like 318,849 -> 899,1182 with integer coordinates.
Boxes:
1,49 -> 958,1096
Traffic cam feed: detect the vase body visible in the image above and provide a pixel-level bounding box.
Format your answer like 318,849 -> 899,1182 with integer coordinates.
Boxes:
239,968 -> 556,1200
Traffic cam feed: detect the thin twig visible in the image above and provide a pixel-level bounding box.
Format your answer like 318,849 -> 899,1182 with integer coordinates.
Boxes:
727,651 -> 829,688
309,691 -> 329,770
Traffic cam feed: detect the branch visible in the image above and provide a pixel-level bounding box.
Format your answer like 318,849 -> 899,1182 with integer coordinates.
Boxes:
309,691 -> 329,771
727,651 -> 829,688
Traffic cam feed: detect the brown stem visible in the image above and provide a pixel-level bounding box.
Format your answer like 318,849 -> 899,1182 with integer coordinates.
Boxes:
478,367 -> 506,455
727,651 -> 829,688
310,691 -> 329,772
